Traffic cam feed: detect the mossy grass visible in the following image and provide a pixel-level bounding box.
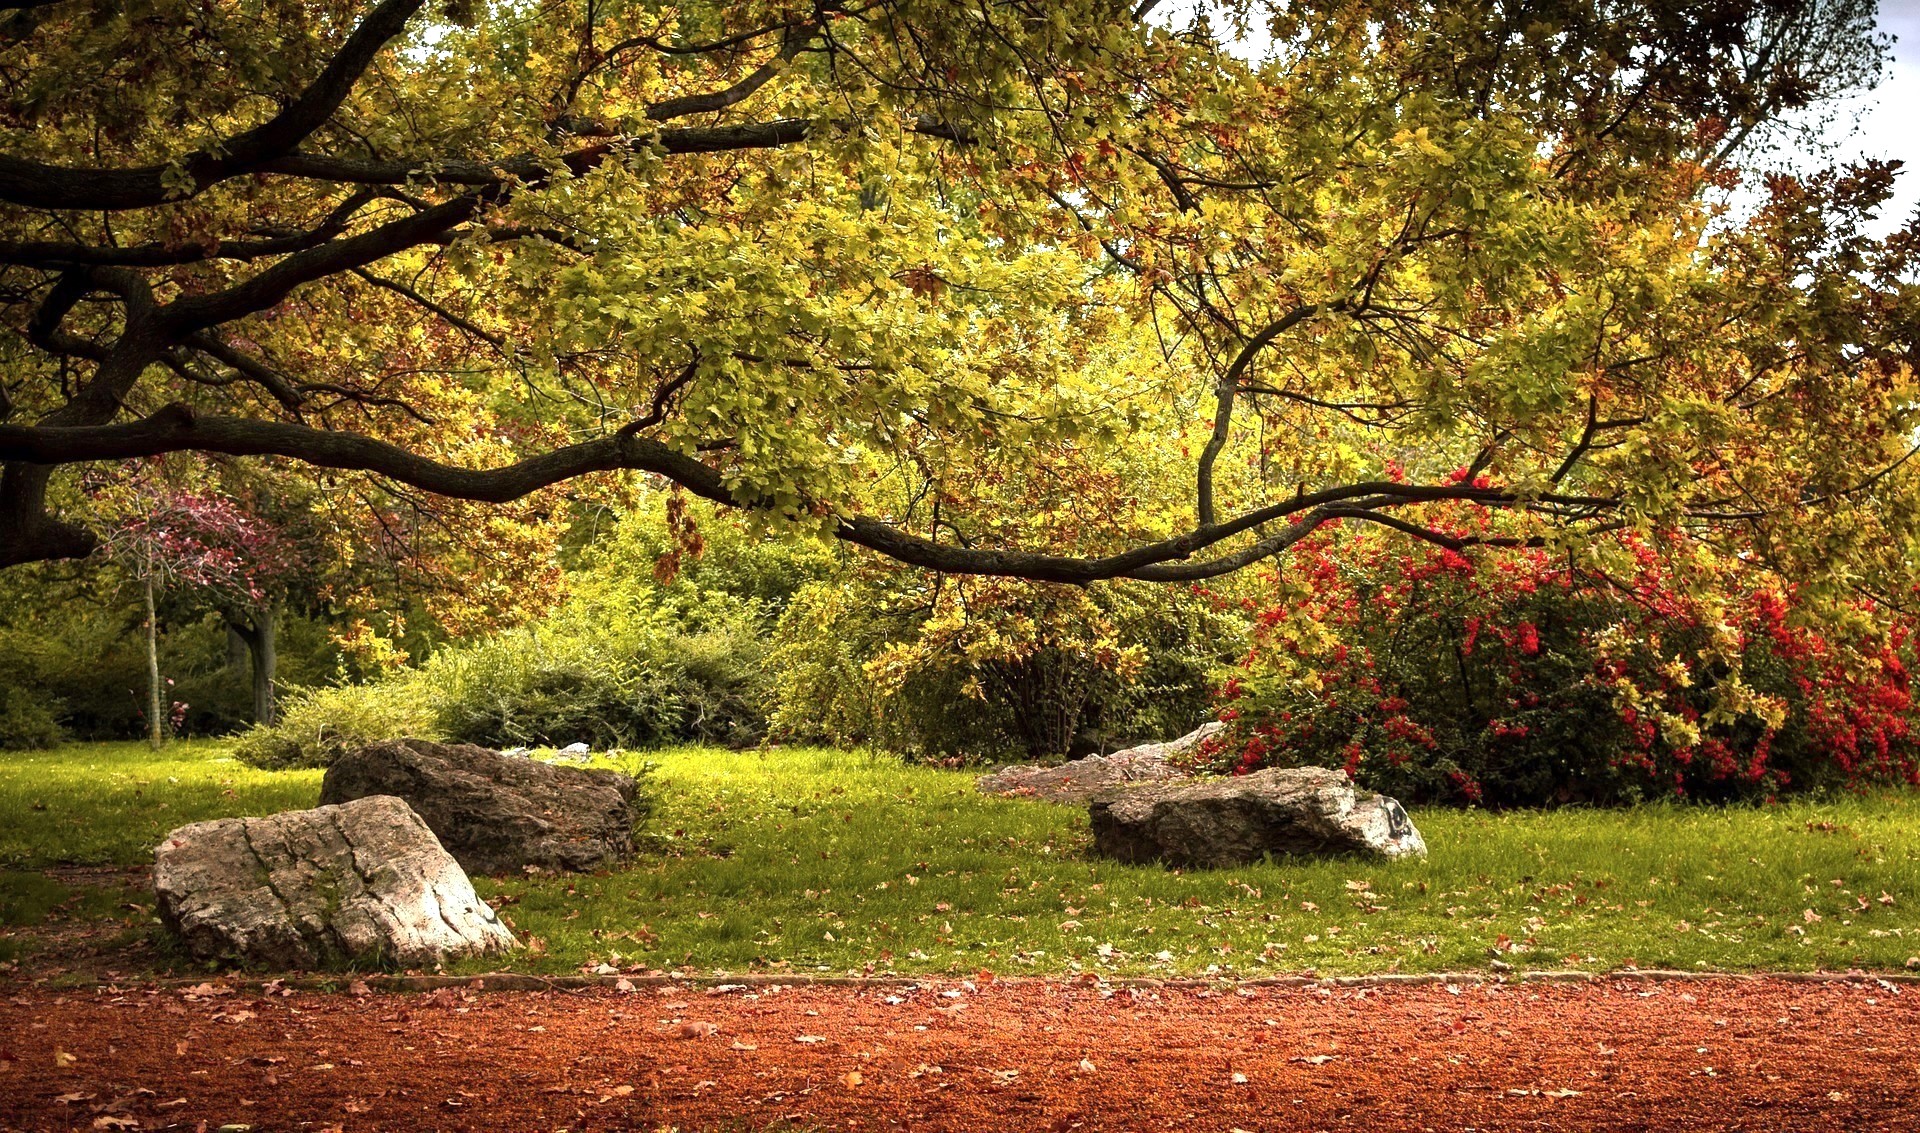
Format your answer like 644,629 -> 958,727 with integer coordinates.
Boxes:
0,739 -> 321,868
4,742 -> 1919,978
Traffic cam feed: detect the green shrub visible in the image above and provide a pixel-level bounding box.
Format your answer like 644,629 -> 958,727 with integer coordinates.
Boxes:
232,680 -> 442,769
766,575 -> 1239,761
422,631 -> 681,750
0,686 -> 64,750
419,587 -> 776,751
767,582 -> 1023,759
667,613 -> 774,748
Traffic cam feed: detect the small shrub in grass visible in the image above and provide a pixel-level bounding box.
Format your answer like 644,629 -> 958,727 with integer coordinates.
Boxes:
423,632 -> 678,751
766,581 -> 1023,760
0,686 -> 63,750
766,575 -> 1237,761
233,680 -> 442,769
420,603 -> 772,751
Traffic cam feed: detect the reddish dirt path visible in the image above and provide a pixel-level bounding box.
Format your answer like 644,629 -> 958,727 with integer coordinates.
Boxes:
2,977 -> 1917,1132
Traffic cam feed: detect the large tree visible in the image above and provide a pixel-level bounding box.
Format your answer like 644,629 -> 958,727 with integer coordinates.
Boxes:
1,0 -> 1914,591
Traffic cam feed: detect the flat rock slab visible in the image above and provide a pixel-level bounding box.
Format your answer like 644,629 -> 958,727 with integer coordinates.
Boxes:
977,722 -> 1223,804
319,738 -> 646,875
153,795 -> 516,969
1089,766 -> 1426,867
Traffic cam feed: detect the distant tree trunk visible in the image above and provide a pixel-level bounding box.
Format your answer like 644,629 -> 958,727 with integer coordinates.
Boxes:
143,574 -> 162,750
230,604 -> 280,726
227,623 -> 248,669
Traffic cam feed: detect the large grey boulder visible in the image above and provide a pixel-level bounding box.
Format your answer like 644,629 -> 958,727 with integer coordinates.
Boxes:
154,795 -> 516,969
319,738 -> 645,875
977,722 -> 1223,804
1089,766 -> 1426,867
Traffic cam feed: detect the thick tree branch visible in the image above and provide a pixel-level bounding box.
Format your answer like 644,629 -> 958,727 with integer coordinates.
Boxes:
0,189 -> 380,268
0,404 -> 1614,582
644,24 -> 810,122
161,197 -> 481,333
252,115 -> 962,191
0,0 -> 426,210
1196,302 -> 1327,526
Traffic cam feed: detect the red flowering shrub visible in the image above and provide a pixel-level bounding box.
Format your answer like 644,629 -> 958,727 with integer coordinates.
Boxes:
1196,523 -> 1920,807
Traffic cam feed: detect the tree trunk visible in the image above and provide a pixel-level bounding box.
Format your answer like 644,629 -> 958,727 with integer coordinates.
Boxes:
144,574 -> 162,750
231,605 -> 280,726
250,606 -> 278,727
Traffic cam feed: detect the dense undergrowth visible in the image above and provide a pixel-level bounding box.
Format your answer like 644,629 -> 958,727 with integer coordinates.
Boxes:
14,497 -> 1920,816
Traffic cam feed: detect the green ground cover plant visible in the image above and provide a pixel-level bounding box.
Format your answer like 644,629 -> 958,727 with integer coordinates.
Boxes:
0,740 -> 322,868
3,742 -> 1918,979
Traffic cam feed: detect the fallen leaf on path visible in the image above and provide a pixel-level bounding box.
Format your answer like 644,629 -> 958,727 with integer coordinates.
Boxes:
182,983 -> 232,999
677,1021 -> 719,1039
1293,1055 -> 1336,1065
793,1035 -> 827,1044
730,1040 -> 758,1051
53,1050 -> 77,1068
842,1071 -> 864,1087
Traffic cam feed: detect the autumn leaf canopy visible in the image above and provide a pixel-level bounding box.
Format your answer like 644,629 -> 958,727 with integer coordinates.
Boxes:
1,0 -> 1915,595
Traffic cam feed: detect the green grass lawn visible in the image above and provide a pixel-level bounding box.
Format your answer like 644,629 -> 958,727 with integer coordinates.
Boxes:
4,740 -> 1920,978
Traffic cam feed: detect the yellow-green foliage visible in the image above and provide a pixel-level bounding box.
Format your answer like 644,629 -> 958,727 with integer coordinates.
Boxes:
232,681 -> 442,770
0,740 -> 321,868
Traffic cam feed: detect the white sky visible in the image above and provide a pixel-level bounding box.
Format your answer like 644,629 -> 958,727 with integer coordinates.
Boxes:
1178,0 -> 1920,236
1796,0 -> 1920,234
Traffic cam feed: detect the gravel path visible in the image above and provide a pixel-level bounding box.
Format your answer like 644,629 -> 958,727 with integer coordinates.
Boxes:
2,976 -> 1917,1131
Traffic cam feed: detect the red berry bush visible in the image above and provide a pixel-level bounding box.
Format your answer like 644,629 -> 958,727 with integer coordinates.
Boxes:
1196,520 -> 1919,807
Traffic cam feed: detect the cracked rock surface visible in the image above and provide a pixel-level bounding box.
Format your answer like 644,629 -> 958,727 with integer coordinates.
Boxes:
319,738 -> 646,875
153,795 -> 517,969
1089,766 -> 1427,867
976,722 -> 1223,804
